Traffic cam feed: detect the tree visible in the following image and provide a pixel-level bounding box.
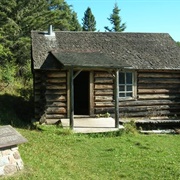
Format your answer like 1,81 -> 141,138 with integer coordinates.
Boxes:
71,11 -> 82,31
82,7 -> 96,31
177,42 -> 180,47
104,3 -> 126,32
0,0 -> 81,82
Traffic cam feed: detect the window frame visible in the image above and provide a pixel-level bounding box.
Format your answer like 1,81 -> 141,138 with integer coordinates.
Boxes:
118,70 -> 137,100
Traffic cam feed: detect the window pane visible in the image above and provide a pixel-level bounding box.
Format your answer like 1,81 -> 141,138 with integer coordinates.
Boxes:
119,85 -> 125,91
126,93 -> 132,97
126,73 -> 132,84
119,93 -> 125,97
127,85 -> 132,91
119,73 -> 125,84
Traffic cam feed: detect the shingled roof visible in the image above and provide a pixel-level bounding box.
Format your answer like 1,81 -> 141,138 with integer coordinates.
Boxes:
50,51 -> 130,69
31,31 -> 180,70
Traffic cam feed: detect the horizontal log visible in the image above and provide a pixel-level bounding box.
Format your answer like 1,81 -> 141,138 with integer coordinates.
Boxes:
34,91 -> 41,95
46,114 -> 65,119
138,70 -> 180,73
95,108 -> 180,117
95,105 -> 180,113
95,102 -> 114,107
46,95 -> 66,101
46,85 -> 66,90
138,78 -> 180,84
138,94 -> 179,100
94,84 -> 114,90
46,101 -> 66,107
138,73 -> 180,78
120,99 -> 180,106
138,84 -> 180,89
34,85 -> 41,90
95,90 -> 113,95
34,95 -> 41,101
34,72 -> 41,78
94,72 -> 113,78
94,77 -> 113,83
46,107 -> 66,114
138,89 -> 180,94
121,111 -> 180,117
46,78 -> 66,83
95,96 -> 113,101
35,79 -> 41,84
121,105 -> 180,112
45,90 -> 66,95
46,71 -> 66,78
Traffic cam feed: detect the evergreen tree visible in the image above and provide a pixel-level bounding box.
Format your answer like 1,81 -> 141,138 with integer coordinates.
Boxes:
0,0 -> 81,82
71,11 -> 82,31
82,7 -> 96,31
104,3 -> 126,32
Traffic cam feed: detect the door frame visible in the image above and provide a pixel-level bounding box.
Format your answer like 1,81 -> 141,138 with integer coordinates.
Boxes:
67,70 -> 94,117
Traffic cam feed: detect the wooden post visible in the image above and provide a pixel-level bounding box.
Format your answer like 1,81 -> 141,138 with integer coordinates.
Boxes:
69,67 -> 74,129
114,69 -> 119,128
89,71 -> 94,116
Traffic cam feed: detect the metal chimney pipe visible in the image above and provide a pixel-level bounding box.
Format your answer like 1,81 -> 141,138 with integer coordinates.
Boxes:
48,25 -> 53,35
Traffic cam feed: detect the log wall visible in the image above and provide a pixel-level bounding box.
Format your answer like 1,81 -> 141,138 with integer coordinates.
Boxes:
94,70 -> 180,118
94,71 -> 114,114
34,70 -> 67,124
34,69 -> 180,123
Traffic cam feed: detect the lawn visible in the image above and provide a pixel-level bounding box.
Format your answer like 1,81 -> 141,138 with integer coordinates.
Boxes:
3,125 -> 180,180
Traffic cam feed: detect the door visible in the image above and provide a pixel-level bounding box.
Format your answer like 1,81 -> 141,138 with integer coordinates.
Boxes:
74,71 -> 89,115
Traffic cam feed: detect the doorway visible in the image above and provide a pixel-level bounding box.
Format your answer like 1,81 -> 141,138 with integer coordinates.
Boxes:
74,71 -> 89,115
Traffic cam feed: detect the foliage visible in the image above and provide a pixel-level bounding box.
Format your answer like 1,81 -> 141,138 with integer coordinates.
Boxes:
0,62 -> 16,84
123,120 -> 139,135
0,34 -> 13,65
4,127 -> 180,180
71,11 -> 82,31
105,3 -> 126,32
0,93 -> 33,127
0,0 -> 81,87
82,7 -> 96,31
177,41 -> 180,47
0,94 -> 180,179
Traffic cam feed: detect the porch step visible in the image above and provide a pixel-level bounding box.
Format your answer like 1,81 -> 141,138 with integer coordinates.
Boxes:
120,119 -> 180,124
140,129 -> 176,134
120,119 -> 180,130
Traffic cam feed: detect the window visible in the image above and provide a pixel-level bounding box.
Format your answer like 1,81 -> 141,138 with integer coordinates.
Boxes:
119,72 -> 134,98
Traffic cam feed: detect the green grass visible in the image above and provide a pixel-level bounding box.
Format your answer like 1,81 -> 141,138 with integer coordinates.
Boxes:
0,91 -> 180,179
2,126 -> 180,180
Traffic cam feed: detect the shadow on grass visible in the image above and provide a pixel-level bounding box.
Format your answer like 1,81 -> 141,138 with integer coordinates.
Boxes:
0,93 -> 34,129
75,129 -> 125,138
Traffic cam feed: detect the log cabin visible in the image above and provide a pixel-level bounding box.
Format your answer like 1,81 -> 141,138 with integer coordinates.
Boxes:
31,27 -> 180,127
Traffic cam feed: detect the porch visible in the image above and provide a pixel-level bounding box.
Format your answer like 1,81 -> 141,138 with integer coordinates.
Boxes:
61,117 -> 124,133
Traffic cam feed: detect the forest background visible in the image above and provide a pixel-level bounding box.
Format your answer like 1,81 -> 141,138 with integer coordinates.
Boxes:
0,0 -> 179,100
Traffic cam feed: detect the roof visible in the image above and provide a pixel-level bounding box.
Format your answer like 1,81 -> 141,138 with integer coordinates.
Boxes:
50,51 -> 130,69
31,31 -> 180,70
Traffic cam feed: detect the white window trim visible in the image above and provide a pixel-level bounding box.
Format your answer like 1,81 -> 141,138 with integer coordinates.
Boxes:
118,70 -> 137,101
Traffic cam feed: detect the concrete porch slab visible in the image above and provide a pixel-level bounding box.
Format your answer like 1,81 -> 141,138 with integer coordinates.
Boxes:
61,117 -> 124,133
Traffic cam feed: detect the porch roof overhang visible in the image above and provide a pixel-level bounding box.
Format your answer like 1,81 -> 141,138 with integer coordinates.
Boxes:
50,51 -> 131,70
49,50 -> 123,129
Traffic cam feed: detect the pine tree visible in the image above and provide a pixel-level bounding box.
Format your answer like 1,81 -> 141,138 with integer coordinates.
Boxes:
71,11 -> 82,31
0,0 -> 81,81
104,3 -> 126,32
82,7 -> 96,31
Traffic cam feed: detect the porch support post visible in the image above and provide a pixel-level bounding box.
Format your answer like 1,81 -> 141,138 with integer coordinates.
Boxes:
69,67 -> 74,129
114,69 -> 119,128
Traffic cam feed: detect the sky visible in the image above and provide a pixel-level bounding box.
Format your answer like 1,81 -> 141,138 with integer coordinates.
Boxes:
66,0 -> 180,42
